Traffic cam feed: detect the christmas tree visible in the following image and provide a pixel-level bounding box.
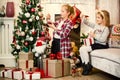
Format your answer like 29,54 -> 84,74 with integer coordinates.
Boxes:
11,0 -> 44,58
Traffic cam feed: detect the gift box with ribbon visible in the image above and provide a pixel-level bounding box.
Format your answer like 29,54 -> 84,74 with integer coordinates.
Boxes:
18,60 -> 33,70
83,37 -> 94,46
24,71 -> 41,80
7,68 -> 25,80
43,59 -> 70,78
19,51 -> 33,60
0,68 -> 10,78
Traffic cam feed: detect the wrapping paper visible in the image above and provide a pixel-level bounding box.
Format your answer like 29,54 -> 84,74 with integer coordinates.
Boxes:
18,60 -> 33,70
7,68 -> 25,79
43,59 -> 70,78
19,51 -> 33,60
0,68 -> 10,78
25,71 -> 41,80
83,37 -> 94,46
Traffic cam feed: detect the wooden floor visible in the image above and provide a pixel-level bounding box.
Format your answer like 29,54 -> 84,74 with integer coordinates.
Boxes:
0,68 -> 119,80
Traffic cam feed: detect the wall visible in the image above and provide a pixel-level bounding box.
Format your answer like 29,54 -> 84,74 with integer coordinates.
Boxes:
0,0 -> 119,44
98,0 -> 120,24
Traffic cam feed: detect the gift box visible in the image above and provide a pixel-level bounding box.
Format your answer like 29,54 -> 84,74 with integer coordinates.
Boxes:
83,37 -> 94,46
7,68 -> 25,79
43,58 -> 70,78
0,68 -> 10,78
65,58 -> 74,75
19,51 -> 33,60
18,60 -> 33,70
25,71 -> 41,80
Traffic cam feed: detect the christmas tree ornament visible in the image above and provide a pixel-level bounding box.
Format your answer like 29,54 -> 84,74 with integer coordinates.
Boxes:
24,41 -> 28,46
16,40 -> 18,44
29,18 -> 32,22
26,26 -> 29,30
26,0 -> 30,5
25,12 -> 30,18
29,37 -> 33,41
22,20 -> 27,24
28,4 -> 31,8
14,51 -> 17,55
21,31 -> 25,36
31,28 -> 36,35
26,35 -> 29,40
31,8 -> 35,12
38,12 -> 43,17
32,48 -> 36,52
37,3 -> 40,7
16,45 -> 20,49
31,14 -> 35,19
36,16 -> 39,20
23,47 -> 29,52
35,53 -> 39,57
21,40 -> 24,43
16,30 -> 20,36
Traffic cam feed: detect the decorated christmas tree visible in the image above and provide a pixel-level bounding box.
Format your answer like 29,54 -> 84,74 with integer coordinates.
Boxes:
11,0 -> 44,59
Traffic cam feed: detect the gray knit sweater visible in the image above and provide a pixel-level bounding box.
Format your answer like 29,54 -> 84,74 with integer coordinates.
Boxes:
83,19 -> 109,45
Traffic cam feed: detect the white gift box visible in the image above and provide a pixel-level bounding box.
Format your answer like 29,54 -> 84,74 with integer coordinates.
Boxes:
7,69 -> 25,79
0,69 -> 10,78
83,37 -> 94,46
25,72 -> 41,80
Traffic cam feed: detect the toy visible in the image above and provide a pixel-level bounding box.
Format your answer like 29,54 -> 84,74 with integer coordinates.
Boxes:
71,57 -> 83,77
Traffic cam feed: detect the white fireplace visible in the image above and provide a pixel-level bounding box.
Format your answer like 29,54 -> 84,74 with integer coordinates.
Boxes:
0,17 -> 16,67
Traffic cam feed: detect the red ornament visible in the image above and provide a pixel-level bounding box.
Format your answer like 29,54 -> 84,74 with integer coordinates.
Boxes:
26,0 -> 30,5
49,54 -> 56,60
24,42 -> 28,46
41,31 -> 45,36
12,36 -> 16,44
22,20 -> 27,24
31,28 -> 36,35
32,31 -> 36,35
56,52 -> 62,60
31,8 -> 35,12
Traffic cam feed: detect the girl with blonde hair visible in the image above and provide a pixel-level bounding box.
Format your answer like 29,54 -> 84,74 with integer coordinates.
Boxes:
79,10 -> 110,75
47,4 -> 74,58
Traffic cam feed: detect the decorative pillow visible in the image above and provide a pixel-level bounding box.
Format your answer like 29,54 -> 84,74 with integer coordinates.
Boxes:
109,24 -> 120,48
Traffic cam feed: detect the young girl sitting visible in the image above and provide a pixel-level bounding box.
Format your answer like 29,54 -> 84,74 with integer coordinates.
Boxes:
79,10 -> 110,75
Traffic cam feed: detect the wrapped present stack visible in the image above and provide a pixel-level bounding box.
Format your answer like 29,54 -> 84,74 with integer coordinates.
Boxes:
18,51 -> 34,70
0,68 -> 41,80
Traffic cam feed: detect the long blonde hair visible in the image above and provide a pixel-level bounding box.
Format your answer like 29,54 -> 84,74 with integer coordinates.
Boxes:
97,10 -> 110,27
62,4 -> 74,17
